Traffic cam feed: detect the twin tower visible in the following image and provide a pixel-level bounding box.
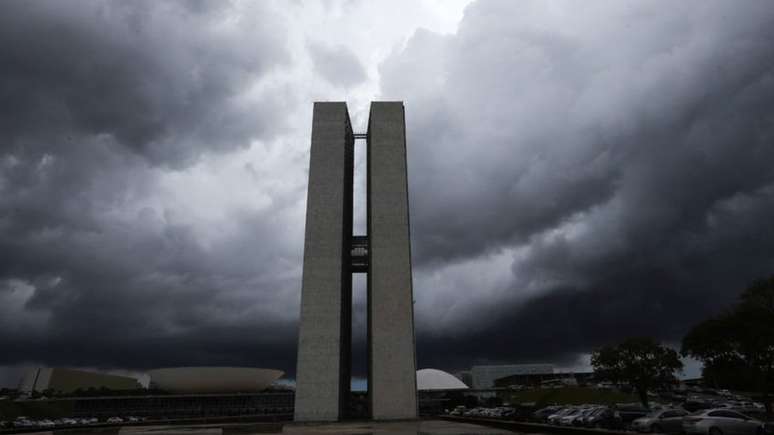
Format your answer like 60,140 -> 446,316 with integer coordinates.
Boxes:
294,102 -> 418,421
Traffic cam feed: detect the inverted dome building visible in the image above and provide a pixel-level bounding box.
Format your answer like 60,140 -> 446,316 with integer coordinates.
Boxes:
148,367 -> 284,394
19,367 -> 142,394
416,369 -> 469,391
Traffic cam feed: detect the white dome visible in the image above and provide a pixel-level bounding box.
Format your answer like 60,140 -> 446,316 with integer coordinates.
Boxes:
416,368 -> 469,391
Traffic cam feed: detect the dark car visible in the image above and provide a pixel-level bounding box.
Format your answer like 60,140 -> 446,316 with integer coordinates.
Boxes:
684,400 -> 715,413
573,407 -> 608,426
734,410 -> 774,435
586,407 -> 625,429
617,404 -> 651,424
533,406 -> 565,422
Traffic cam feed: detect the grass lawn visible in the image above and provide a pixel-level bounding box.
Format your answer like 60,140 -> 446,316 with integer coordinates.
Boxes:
504,386 -> 639,407
0,399 -> 74,420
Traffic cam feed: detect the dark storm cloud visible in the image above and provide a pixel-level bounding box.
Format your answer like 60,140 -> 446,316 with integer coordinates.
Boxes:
0,187 -> 304,371
0,0 -> 289,167
0,0 -> 303,379
377,0 -> 774,370
3,0 -> 774,385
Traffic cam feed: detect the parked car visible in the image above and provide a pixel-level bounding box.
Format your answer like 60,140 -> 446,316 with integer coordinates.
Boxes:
732,410 -> 774,435
13,417 -> 35,428
578,407 -> 605,426
618,404 -> 651,423
38,419 -> 56,428
585,407 -> 624,429
632,409 -> 690,433
683,409 -> 766,435
498,407 -> 516,418
107,417 -> 124,424
685,400 -> 716,413
511,405 -> 538,421
533,405 -> 564,422
449,405 -> 466,416
548,407 -> 577,425
559,407 -> 587,425
62,417 -> 79,426
570,407 -> 602,426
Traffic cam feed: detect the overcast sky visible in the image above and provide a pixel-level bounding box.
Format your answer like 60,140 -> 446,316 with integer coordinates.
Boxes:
1,0 -> 774,387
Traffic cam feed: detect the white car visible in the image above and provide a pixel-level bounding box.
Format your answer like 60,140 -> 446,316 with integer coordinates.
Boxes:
683,409 -> 765,435
13,418 -> 34,428
632,409 -> 689,433
450,406 -> 466,416
107,417 -> 124,424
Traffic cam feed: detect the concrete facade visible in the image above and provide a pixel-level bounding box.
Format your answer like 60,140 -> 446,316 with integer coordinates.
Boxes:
367,102 -> 418,419
295,102 -> 417,421
294,102 -> 354,422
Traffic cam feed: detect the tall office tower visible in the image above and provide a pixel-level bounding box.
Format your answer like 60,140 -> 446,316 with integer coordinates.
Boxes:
294,102 -> 417,421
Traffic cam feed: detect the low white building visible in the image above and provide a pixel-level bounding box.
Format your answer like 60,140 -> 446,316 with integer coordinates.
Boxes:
19,367 -> 141,394
148,367 -> 284,393
471,364 -> 554,389
416,369 -> 469,391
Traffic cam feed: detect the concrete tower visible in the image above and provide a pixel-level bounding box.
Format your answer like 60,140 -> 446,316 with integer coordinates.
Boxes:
294,102 -> 417,422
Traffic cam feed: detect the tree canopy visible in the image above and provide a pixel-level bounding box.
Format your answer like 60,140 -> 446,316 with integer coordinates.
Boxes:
682,275 -> 774,413
592,337 -> 683,408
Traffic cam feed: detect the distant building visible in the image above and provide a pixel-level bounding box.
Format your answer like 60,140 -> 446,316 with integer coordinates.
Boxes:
471,364 -> 555,389
19,368 -> 141,394
294,102 -> 418,421
148,367 -> 283,394
454,371 -> 472,388
494,371 -> 595,388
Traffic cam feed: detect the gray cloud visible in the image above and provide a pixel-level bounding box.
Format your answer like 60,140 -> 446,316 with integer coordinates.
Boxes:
0,0 -> 290,167
308,42 -> 368,88
2,0 -> 774,385
0,0 -> 303,379
378,0 -> 774,369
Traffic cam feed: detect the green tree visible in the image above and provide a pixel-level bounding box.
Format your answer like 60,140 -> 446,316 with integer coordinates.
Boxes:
591,337 -> 683,408
682,276 -> 774,414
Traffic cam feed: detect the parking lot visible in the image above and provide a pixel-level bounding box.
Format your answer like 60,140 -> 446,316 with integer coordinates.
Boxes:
444,387 -> 772,435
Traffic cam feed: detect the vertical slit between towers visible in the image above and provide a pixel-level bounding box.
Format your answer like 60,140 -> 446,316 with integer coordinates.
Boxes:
351,132 -> 369,418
